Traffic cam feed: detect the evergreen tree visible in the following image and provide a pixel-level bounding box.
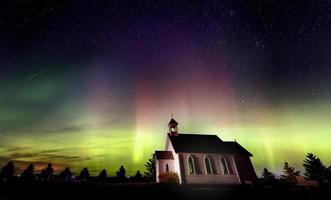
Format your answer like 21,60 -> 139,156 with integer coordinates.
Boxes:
59,167 -> 72,182
1,161 -> 15,182
280,161 -> 300,183
98,169 -> 107,181
21,164 -> 35,182
116,165 -> 126,179
144,153 -> 156,181
261,168 -> 275,180
40,169 -> 46,181
40,163 -> 54,181
327,166 -> 331,183
45,164 -> 54,179
79,168 -> 90,181
303,153 -> 326,182
135,170 -> 142,179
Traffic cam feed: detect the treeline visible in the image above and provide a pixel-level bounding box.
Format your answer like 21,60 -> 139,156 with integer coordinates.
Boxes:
0,154 -> 156,184
260,153 -> 331,187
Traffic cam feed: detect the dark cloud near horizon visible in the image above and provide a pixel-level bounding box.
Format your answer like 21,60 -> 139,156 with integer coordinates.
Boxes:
0,150 -> 90,163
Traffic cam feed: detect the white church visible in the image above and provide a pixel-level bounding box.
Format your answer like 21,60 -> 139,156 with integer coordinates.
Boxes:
155,118 -> 257,184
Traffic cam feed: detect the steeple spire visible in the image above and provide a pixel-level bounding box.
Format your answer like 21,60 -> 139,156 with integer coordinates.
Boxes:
168,115 -> 178,136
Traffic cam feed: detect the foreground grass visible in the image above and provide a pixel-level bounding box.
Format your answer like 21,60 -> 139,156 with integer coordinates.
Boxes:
0,182 -> 330,200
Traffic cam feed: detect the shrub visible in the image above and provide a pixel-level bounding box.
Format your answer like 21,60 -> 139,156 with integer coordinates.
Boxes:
158,172 -> 179,184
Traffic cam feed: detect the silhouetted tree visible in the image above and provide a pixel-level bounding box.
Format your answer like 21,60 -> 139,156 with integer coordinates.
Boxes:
281,161 -> 300,183
261,168 -> 275,180
59,167 -> 72,182
21,164 -> 35,182
45,163 -> 54,180
116,165 -> 126,179
303,153 -> 327,183
40,169 -> 46,181
79,168 -> 90,181
1,161 -> 15,182
134,170 -> 143,181
327,166 -> 331,183
98,169 -> 107,181
40,163 -> 54,181
144,153 -> 156,181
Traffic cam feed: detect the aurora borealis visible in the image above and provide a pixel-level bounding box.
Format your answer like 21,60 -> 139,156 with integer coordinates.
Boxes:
1,1 -> 331,176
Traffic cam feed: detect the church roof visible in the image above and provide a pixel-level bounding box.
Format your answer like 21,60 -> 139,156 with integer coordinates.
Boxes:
155,151 -> 174,160
169,134 -> 253,156
168,118 -> 178,125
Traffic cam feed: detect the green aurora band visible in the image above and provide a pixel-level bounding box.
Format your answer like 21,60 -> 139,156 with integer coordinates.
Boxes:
0,66 -> 330,176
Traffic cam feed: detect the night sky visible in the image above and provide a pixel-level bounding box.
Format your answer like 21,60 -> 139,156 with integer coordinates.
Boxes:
1,0 -> 331,176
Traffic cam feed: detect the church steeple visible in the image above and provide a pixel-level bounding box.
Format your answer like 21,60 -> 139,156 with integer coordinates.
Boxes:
168,115 -> 178,136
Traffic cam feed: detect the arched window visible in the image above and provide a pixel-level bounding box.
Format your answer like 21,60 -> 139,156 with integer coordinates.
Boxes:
188,155 -> 196,174
221,157 -> 229,175
204,156 -> 213,174
166,164 -> 169,172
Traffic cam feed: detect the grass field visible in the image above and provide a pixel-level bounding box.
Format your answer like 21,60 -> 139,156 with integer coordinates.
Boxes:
1,182 -> 330,200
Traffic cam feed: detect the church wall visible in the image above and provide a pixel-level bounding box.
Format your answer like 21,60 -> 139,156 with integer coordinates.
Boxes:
165,137 -> 182,183
156,159 -> 175,176
179,153 -> 241,185
233,155 -> 257,184
156,159 -> 160,183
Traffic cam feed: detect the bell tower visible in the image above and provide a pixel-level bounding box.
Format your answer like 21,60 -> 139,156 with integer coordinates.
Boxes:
168,114 -> 178,136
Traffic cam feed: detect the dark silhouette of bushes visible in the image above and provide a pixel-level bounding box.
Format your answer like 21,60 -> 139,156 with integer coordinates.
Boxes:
158,172 -> 179,184
0,151 -> 330,187
258,167 -> 282,187
40,163 -> 54,182
59,167 -> 72,182
1,161 -> 15,182
116,165 -> 126,179
261,168 -> 275,180
79,168 -> 90,181
135,170 -> 142,179
131,170 -> 143,182
97,169 -> 107,182
21,164 -> 35,183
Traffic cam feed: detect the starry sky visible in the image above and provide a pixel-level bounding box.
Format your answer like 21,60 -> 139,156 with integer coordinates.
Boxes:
0,0 -> 331,176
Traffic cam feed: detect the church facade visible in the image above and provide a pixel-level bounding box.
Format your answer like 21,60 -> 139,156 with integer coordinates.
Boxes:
155,118 -> 257,185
